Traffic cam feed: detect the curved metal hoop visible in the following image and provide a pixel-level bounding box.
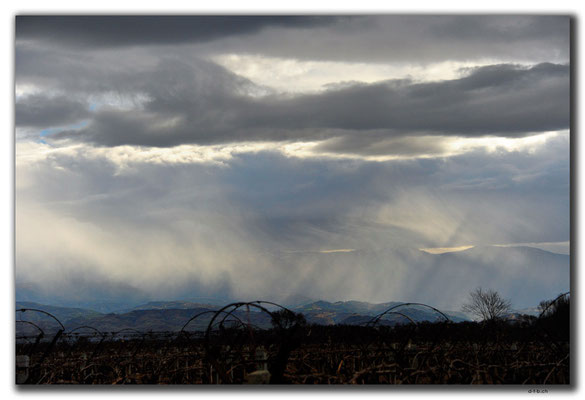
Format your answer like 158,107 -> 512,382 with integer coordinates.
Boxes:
362,311 -> 417,326
16,320 -> 45,335
205,300 -> 298,336
180,310 -> 247,335
16,308 -> 65,331
68,325 -> 105,338
368,302 -> 451,326
16,320 -> 46,343
538,291 -> 570,318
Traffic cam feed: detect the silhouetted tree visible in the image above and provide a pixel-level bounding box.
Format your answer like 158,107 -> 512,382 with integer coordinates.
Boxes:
462,287 -> 511,321
269,310 -> 306,383
538,292 -> 570,341
538,292 -> 570,318
270,309 -> 306,330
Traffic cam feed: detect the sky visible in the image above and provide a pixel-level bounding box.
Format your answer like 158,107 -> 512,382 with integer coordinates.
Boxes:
14,15 -> 570,309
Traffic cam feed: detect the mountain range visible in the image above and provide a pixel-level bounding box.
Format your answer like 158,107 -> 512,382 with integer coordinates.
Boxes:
16,245 -> 569,333
17,296 -> 545,336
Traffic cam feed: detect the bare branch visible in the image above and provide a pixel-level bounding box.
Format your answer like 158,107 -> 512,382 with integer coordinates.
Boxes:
461,288 -> 511,321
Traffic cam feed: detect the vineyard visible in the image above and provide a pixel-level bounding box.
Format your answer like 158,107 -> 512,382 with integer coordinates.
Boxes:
16,299 -> 570,385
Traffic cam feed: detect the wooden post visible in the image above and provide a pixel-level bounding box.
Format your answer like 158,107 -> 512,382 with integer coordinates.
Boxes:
16,355 -> 29,384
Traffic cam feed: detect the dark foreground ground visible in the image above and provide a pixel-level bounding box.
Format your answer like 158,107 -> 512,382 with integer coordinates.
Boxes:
16,318 -> 570,385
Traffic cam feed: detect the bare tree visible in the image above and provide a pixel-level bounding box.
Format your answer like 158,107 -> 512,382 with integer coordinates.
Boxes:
462,288 -> 512,321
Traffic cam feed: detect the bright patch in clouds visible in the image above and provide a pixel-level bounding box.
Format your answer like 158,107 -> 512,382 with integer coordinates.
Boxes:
16,130 -> 567,173
493,241 -> 570,255
420,246 -> 475,254
212,54 -> 499,93
449,131 -> 565,155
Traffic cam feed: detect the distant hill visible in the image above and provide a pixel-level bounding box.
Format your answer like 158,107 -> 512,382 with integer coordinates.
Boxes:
126,301 -> 219,312
16,301 -> 103,327
294,300 -> 469,325
295,300 -> 400,315
263,245 -> 569,311
18,244 -> 568,335
64,308 -> 218,332
16,302 -> 275,333
424,246 -> 569,309
16,298 -> 468,334
15,295 -> 551,336
16,245 -> 568,314
514,307 -> 541,317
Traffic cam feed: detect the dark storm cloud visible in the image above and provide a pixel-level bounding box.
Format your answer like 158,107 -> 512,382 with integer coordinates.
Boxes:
14,14 -> 570,154
16,16 -> 342,48
15,94 -> 90,128
258,62 -> 568,135
429,15 -> 568,42
46,62 -> 568,148
16,16 -> 569,64
255,15 -> 569,63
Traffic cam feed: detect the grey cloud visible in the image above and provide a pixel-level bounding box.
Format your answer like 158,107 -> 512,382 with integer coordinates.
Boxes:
15,94 -> 90,128
16,16 -> 342,48
19,133 -> 570,248
429,15 -> 568,42
197,15 -> 569,64
15,133 -> 569,306
47,62 -> 568,149
16,16 -> 569,64
272,62 -> 569,135
313,133 -> 451,157
15,16 -> 569,155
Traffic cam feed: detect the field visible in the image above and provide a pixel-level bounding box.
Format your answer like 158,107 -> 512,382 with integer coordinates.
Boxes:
16,304 -> 570,385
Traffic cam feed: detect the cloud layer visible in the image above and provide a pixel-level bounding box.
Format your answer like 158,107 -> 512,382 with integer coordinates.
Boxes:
17,15 -> 569,63
15,15 -> 571,309
16,132 -> 569,307
17,58 -> 569,151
